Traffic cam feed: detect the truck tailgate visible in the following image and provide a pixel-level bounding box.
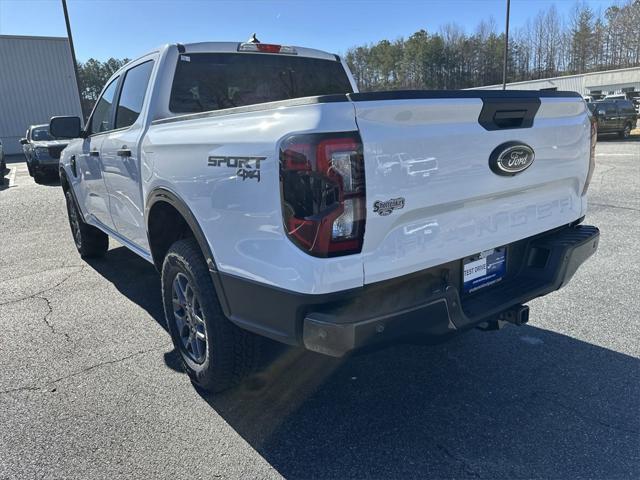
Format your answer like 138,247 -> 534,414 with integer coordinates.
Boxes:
351,91 -> 591,285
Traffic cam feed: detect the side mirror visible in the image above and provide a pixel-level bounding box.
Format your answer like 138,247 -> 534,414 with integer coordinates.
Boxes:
19,138 -> 29,145
50,116 -> 82,139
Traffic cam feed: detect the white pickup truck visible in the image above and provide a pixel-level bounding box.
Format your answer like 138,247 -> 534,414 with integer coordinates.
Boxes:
50,39 -> 600,392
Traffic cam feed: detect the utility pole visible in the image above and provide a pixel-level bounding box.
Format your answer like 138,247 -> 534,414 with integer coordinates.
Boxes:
61,0 -> 85,119
502,0 -> 511,90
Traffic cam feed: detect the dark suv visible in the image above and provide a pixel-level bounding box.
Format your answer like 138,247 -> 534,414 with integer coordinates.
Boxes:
588,100 -> 638,139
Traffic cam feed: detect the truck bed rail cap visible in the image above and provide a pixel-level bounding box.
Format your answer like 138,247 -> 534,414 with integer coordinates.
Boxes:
347,90 -> 583,102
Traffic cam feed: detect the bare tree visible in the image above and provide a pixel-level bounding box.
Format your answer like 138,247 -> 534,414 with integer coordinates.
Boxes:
345,0 -> 640,91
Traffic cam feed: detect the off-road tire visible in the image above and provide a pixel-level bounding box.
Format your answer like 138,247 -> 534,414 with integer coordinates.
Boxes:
161,238 -> 261,393
64,190 -> 109,258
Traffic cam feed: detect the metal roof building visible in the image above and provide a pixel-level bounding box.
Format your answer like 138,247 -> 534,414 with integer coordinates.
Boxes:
473,66 -> 640,97
0,35 -> 82,155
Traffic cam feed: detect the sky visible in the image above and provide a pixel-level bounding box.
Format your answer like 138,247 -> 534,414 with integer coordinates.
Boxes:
0,0 -> 619,61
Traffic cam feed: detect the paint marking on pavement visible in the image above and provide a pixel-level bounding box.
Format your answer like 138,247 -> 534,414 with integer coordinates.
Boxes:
595,153 -> 637,156
8,165 -> 18,188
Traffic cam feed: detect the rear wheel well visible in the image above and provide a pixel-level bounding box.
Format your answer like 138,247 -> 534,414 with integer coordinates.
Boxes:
147,201 -> 195,271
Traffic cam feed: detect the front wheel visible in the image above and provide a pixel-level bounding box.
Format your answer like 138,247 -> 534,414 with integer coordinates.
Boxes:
161,238 -> 261,392
619,123 -> 632,139
64,190 -> 109,258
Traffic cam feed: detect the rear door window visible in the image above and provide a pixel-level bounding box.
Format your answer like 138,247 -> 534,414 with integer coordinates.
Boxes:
115,60 -> 155,129
169,53 -> 353,113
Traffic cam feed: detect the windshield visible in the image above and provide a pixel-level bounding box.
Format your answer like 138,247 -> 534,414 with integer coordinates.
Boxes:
31,126 -> 55,141
169,52 -> 353,114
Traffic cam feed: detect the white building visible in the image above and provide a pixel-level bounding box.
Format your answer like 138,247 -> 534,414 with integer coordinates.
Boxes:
0,35 -> 83,155
473,66 -> 640,98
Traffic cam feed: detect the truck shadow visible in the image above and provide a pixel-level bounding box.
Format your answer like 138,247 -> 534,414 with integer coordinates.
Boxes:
206,330 -> 639,479
88,246 -> 639,479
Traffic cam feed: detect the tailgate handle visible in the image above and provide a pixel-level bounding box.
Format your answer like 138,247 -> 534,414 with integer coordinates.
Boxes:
493,109 -> 527,129
478,98 -> 541,131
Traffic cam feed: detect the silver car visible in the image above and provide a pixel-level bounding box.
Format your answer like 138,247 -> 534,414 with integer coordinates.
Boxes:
20,124 -> 69,182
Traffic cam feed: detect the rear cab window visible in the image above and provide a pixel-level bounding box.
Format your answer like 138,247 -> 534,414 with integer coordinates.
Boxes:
169,53 -> 353,114
115,60 -> 155,129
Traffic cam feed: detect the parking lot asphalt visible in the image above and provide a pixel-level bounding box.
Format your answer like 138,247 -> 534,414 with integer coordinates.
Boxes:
1,137 -> 639,480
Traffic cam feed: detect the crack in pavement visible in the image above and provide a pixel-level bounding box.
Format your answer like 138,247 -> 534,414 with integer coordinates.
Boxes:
0,265 -> 85,307
0,343 -> 172,397
0,384 -> 41,395
596,165 -> 616,190
589,202 -> 640,212
34,295 -> 72,342
0,263 -> 84,284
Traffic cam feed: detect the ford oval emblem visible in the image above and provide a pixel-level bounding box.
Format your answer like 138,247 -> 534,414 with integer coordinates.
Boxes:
489,142 -> 535,176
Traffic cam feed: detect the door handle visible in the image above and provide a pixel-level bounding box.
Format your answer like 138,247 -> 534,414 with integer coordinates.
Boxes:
117,148 -> 132,158
70,155 -> 77,177
89,150 -> 100,157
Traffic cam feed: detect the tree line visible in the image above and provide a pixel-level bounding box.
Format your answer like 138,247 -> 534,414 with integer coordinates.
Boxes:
345,0 -> 640,91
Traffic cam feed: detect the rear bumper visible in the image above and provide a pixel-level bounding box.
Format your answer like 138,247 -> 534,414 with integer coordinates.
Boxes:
218,224 -> 599,356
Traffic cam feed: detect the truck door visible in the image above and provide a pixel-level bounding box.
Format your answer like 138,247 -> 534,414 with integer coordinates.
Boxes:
76,77 -> 120,230
100,58 -> 155,250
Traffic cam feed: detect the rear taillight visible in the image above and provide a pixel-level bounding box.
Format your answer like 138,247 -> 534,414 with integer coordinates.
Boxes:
279,132 -> 366,257
583,115 -> 597,195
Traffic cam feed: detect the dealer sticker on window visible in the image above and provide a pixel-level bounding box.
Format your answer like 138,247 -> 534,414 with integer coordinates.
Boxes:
463,247 -> 506,293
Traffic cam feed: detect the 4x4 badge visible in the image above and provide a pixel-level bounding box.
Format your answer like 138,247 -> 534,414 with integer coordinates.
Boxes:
208,156 -> 265,182
373,197 -> 405,216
